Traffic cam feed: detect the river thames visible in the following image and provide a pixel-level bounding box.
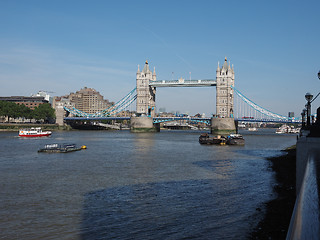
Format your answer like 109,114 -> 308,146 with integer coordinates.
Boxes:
0,129 -> 296,239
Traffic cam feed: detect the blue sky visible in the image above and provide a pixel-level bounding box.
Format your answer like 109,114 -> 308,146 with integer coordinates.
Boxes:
0,0 -> 319,117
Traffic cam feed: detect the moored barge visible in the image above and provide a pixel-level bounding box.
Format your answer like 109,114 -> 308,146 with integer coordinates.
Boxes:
226,134 -> 245,145
199,133 -> 227,145
38,143 -> 87,153
199,133 -> 245,146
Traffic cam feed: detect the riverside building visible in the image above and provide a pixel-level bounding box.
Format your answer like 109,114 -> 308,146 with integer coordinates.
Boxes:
66,87 -> 113,115
0,96 -> 49,110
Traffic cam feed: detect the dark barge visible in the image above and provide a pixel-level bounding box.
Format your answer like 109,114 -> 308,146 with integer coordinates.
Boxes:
199,133 -> 227,145
199,133 -> 245,146
226,134 -> 245,145
38,143 -> 87,153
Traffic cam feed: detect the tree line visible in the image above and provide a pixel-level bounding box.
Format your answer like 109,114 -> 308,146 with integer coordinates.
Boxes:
0,101 -> 55,123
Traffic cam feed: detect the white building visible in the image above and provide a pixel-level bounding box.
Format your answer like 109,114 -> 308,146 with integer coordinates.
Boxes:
32,91 -> 53,104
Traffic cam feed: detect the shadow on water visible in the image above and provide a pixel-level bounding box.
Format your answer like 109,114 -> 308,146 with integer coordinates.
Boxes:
80,179 -> 252,240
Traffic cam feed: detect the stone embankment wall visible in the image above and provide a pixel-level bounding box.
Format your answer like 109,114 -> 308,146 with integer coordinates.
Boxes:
0,124 -> 70,131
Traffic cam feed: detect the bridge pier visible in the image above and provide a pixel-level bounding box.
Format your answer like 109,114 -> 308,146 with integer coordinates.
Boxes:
210,117 -> 236,135
130,116 -> 159,133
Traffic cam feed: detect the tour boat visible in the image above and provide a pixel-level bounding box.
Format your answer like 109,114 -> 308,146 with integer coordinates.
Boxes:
19,127 -> 52,137
38,143 -> 87,153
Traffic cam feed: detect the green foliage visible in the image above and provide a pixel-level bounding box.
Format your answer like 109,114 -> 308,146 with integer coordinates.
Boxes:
0,101 -> 20,121
33,103 -> 55,121
0,101 -> 55,122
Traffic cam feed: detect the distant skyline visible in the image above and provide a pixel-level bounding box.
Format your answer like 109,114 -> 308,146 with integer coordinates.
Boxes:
1,0 -> 320,116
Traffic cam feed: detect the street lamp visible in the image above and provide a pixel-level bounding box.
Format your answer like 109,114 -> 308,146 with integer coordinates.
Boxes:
305,92 -> 313,126
301,108 -> 307,128
305,92 -> 313,102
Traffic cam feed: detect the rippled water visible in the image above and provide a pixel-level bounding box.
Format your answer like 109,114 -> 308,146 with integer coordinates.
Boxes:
0,129 -> 296,239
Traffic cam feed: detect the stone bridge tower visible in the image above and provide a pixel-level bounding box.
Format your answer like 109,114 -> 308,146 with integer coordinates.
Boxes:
136,60 -> 156,117
211,57 -> 236,135
216,57 -> 234,118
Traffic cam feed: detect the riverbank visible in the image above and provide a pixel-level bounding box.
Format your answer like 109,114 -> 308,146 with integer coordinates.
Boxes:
250,146 -> 296,239
0,123 -> 72,131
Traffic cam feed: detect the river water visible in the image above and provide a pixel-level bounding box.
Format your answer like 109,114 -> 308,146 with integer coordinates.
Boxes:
0,129 -> 296,240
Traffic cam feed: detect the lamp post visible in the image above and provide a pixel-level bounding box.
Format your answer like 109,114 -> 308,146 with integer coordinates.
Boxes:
301,108 -> 307,128
305,92 -> 313,127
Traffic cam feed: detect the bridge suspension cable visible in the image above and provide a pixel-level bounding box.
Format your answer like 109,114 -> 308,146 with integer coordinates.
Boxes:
64,88 -> 137,117
232,86 -> 290,121
95,88 -> 137,117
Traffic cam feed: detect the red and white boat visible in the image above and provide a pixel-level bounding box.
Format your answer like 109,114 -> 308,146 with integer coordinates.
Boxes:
19,127 -> 52,137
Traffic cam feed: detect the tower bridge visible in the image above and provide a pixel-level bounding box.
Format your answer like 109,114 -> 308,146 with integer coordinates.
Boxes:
62,58 -> 298,132
135,58 -> 234,119
132,58 -> 236,133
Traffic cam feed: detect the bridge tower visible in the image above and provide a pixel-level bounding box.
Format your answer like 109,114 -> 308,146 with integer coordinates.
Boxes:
216,57 -> 234,117
136,60 -> 156,117
131,60 -> 158,132
211,57 -> 236,134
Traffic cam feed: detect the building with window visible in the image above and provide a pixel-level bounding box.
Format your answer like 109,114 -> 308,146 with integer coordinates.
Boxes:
66,87 -> 113,115
0,96 -> 49,110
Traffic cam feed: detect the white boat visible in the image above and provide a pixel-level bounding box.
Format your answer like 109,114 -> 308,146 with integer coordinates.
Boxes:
248,127 -> 257,131
275,125 -> 300,134
19,127 -> 52,137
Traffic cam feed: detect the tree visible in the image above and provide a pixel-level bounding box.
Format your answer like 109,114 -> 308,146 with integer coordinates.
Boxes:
0,101 -> 20,122
32,103 -> 55,123
19,104 -> 33,121
0,101 -> 55,123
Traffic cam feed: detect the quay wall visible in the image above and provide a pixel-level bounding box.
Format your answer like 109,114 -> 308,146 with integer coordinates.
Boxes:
296,136 -> 320,195
0,123 -> 70,131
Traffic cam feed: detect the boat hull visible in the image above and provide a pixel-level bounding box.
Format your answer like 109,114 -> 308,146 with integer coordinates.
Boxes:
38,148 -> 82,153
199,133 -> 245,146
19,133 -> 51,137
38,143 -> 86,153
199,133 -> 227,145
226,138 -> 245,145
19,127 -> 52,137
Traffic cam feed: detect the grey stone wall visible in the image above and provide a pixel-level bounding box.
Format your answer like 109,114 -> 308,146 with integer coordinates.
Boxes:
296,137 -> 320,195
210,117 -> 236,135
130,116 -> 157,132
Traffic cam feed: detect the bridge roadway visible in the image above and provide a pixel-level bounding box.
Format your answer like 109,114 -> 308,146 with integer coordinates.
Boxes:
149,79 -> 216,87
238,118 -> 301,123
64,116 -> 211,124
64,116 -> 300,124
